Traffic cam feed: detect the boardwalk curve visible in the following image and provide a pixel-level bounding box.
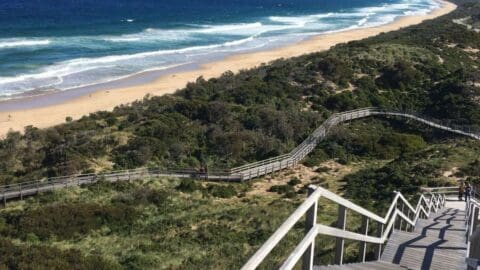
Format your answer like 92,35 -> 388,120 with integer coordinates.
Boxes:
1,107 -> 479,203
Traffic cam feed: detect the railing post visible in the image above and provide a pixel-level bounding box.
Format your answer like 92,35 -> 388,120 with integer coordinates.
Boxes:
467,205 -> 479,253
467,201 -> 474,229
467,203 -> 475,243
407,209 -> 413,231
359,216 -> 369,262
398,202 -> 405,230
335,205 -> 347,265
302,187 -> 318,270
374,222 -> 384,260
473,206 -> 480,230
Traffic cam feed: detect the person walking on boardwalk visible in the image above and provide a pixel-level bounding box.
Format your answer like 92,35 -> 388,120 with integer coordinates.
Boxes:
459,182 -> 465,201
465,182 -> 472,202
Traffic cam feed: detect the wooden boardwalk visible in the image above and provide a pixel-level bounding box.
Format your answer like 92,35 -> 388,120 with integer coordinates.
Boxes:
1,108 -> 479,203
292,199 -> 469,270
380,203 -> 467,270
242,185 -> 480,270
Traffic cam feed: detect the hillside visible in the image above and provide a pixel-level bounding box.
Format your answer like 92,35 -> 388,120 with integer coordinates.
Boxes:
1,0 -> 480,269
1,0 -> 480,186
1,119 -> 480,269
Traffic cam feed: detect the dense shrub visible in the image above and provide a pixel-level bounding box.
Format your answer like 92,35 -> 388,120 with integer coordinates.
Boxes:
2,203 -> 138,240
176,179 -> 204,193
288,177 -> 302,186
0,237 -> 120,270
206,184 -> 238,198
269,184 -> 295,194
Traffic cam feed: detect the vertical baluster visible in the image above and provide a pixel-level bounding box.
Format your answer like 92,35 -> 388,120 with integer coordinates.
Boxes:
359,216 -> 369,262
407,209 -> 413,231
468,205 -> 478,245
399,203 -> 405,230
473,206 -> 480,230
303,187 -> 318,270
374,222 -> 384,260
468,205 -> 479,259
467,203 -> 474,243
467,201 -> 473,229
335,205 -> 347,265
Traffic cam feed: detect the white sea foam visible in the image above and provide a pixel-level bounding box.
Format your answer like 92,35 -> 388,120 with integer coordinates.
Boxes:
102,22 -> 264,43
0,39 -> 51,49
194,22 -> 263,34
0,0 -> 441,98
0,35 -> 264,89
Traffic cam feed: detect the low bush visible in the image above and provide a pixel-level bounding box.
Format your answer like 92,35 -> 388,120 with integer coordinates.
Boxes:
206,184 -> 238,198
269,184 -> 295,195
288,177 -> 301,186
0,237 -> 120,269
176,179 -> 204,193
2,203 -> 138,240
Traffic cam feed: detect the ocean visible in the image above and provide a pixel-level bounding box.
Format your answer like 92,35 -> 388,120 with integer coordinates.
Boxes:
0,0 -> 439,100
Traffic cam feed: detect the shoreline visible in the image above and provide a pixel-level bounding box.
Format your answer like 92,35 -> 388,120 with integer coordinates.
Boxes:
0,0 -> 457,137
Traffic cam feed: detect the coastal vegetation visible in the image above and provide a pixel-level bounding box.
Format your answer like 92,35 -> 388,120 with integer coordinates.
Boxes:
1,119 -> 479,269
1,1 -> 480,186
1,0 -> 480,268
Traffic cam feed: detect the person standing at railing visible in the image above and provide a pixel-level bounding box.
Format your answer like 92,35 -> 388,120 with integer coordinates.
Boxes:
465,183 -> 472,202
460,182 -> 465,201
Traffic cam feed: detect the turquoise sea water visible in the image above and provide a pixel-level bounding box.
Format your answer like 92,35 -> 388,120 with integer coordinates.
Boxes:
0,0 -> 439,100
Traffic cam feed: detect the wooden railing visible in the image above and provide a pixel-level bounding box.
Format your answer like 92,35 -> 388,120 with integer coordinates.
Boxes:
1,107 -> 479,203
0,168 -> 241,204
463,188 -> 480,270
241,186 -> 447,270
230,107 -> 480,180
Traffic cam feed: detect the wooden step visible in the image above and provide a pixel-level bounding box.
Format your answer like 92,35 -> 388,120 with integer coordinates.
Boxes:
415,219 -> 466,230
429,208 -> 465,218
381,231 -> 467,270
414,219 -> 466,240
429,212 -> 466,221
313,261 -> 406,270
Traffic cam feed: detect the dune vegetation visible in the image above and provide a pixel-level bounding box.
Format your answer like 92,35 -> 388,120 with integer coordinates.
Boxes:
1,0 -> 480,269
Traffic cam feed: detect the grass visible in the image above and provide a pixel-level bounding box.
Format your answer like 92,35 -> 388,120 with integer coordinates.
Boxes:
2,120 -> 480,269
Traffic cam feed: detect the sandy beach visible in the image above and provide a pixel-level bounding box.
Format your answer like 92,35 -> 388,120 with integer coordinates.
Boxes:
0,0 -> 456,137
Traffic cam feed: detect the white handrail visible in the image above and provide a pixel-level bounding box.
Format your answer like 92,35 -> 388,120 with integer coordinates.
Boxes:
240,188 -> 323,270
242,185 -> 447,270
466,189 -> 480,262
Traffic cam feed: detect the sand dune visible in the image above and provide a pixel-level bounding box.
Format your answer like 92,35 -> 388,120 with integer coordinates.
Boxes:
0,0 -> 456,137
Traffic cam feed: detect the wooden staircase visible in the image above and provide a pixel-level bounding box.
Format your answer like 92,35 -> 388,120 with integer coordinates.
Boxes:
313,204 -> 468,270
242,187 -> 480,270
314,261 -> 406,269
381,207 -> 467,270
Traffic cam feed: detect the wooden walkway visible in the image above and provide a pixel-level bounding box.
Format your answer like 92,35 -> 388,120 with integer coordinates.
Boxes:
314,261 -> 406,269
241,183 -> 480,270
311,199 -> 468,270
1,107 -> 479,203
381,203 -> 467,270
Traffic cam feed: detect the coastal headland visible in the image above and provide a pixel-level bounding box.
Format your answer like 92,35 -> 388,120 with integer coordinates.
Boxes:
0,0 -> 457,137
